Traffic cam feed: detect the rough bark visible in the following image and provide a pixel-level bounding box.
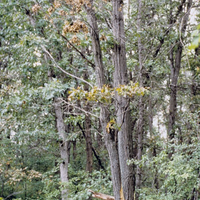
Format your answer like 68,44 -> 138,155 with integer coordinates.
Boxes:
168,0 -> 192,148
54,98 -> 68,200
136,0 -> 144,193
83,72 -> 93,173
85,1 -> 122,199
85,104 -> 93,173
112,0 -> 135,199
47,61 -> 69,200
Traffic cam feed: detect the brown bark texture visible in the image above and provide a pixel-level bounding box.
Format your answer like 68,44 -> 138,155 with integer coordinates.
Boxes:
85,1 -> 122,199
85,104 -> 93,173
112,0 -> 135,199
83,72 -> 93,173
168,0 -> 193,153
86,0 -> 136,199
136,0 -> 144,192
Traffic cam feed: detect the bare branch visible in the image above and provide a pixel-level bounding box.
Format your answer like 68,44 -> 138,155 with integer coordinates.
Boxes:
41,45 -> 93,88
58,33 -> 95,69
61,99 -> 99,118
179,0 -> 193,69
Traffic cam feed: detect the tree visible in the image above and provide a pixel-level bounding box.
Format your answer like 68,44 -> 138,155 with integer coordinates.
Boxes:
1,0 -> 200,199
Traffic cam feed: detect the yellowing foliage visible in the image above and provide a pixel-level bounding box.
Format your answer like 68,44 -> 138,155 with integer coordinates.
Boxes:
62,20 -> 88,35
32,4 -> 41,13
106,119 -> 116,133
68,82 -> 148,103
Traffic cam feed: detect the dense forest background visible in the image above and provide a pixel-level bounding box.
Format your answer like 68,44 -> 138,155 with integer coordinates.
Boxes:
1,0 -> 200,199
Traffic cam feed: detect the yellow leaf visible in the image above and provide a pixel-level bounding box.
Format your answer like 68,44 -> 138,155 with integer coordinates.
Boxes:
110,119 -> 115,124
106,122 -> 111,133
106,119 -> 115,133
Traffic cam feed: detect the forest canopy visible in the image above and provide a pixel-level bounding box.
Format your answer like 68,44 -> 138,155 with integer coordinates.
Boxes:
0,0 -> 200,199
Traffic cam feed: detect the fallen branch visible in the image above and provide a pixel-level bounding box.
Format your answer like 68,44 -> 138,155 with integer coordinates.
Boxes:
89,190 -> 114,200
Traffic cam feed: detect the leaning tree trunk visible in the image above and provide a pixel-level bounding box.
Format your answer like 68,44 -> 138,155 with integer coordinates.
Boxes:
112,0 -> 135,199
85,1 -> 122,199
54,98 -> 68,200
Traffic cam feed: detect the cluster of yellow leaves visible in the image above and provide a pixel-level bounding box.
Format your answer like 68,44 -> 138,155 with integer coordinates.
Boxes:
4,167 -> 42,185
46,0 -> 61,16
62,20 -> 88,34
0,160 -> 42,186
68,82 -> 148,103
68,85 -> 113,103
54,0 -> 61,8
47,1 -> 61,15
59,10 -> 68,16
65,0 -> 91,13
116,82 -> 147,97
62,20 -> 88,46
69,35 -> 81,46
106,119 -> 116,133
48,6 -> 55,15
32,4 -> 41,13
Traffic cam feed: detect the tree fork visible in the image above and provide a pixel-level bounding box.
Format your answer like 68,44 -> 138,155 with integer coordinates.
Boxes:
112,0 -> 135,199
85,1 -> 121,199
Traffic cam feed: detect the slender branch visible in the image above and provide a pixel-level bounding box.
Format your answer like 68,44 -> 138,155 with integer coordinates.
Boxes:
153,0 -> 187,58
41,45 -> 93,88
62,99 -> 99,118
179,1 -> 193,69
58,33 -> 95,69
77,122 -> 105,171
5,192 -> 22,200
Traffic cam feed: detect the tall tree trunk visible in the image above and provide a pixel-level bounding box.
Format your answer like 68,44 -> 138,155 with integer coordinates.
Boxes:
136,0 -> 144,193
47,61 -> 69,199
168,44 -> 182,141
112,0 -> 135,199
54,98 -> 68,200
85,111 -> 93,173
83,71 -> 93,173
168,0 -> 192,158
85,1 -> 122,199
84,99 -> 93,172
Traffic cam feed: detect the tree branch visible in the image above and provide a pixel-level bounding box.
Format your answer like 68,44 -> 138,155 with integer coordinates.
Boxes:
41,45 -> 93,88
58,32 -> 95,69
77,122 -> 105,171
62,99 -> 99,118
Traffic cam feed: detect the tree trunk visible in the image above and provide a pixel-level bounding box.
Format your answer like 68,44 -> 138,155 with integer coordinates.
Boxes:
54,98 -> 68,200
85,104 -> 93,173
168,44 -> 182,140
83,72 -> 93,173
168,0 -> 192,158
85,1 -> 122,199
135,0 -> 144,193
112,0 -> 135,199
